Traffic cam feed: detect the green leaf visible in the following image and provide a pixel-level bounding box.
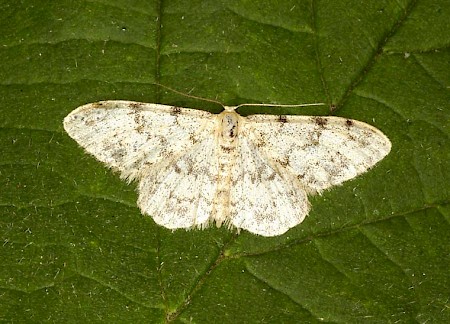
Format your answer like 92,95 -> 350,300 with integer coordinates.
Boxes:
1,0 -> 449,322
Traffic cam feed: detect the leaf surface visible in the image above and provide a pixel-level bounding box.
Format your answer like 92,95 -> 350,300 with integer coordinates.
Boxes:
1,0 -> 449,322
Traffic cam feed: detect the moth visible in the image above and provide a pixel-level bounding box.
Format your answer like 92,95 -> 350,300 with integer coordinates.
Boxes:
64,100 -> 391,236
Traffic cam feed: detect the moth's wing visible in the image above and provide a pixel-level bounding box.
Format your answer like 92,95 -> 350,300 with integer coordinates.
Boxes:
243,114 -> 392,193
229,136 -> 310,236
63,101 -> 214,180
137,137 -> 219,229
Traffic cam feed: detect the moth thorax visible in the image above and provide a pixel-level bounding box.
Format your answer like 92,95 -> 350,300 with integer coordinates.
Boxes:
220,112 -> 240,143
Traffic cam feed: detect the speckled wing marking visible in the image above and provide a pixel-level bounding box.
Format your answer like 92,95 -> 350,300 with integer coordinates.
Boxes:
242,114 -> 392,194
64,100 -> 220,229
63,101 -> 214,181
64,101 -> 392,237
229,135 -> 310,236
137,136 -> 218,229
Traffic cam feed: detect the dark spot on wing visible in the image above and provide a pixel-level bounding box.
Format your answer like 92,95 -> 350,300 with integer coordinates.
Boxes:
112,148 -> 126,161
171,106 -> 182,115
129,102 -> 144,110
314,117 -> 327,127
254,139 -> 265,148
134,112 -> 145,126
278,115 -> 287,123
188,134 -> 197,144
346,119 -> 353,126
220,145 -> 233,153
276,157 -> 289,167
267,172 -> 276,181
159,136 -> 168,145
136,125 -> 145,133
306,131 -> 321,146
186,161 -> 194,174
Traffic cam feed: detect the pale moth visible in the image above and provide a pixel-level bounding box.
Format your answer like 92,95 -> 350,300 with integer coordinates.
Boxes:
64,97 -> 391,237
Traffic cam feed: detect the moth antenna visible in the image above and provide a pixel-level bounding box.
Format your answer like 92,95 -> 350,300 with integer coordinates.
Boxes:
236,102 -> 325,109
155,83 -> 225,108
155,83 -> 324,110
